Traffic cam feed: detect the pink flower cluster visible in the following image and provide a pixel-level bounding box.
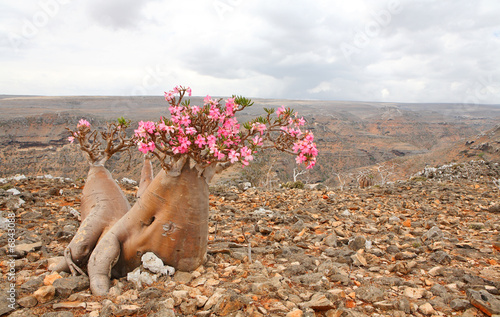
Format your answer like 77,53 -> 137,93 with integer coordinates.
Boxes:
165,86 -> 192,102
68,119 -> 91,143
137,140 -> 156,153
292,132 -> 318,169
276,106 -> 317,169
77,119 -> 90,128
134,86 -> 318,169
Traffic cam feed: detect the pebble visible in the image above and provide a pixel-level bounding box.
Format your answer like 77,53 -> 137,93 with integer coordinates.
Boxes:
286,309 -> 304,317
18,296 -> 38,308
33,285 -> 55,304
299,292 -> 335,310
449,298 -> 471,311
418,302 -> 435,315
355,286 -> 385,303
403,287 -> 426,300
43,272 -> 62,286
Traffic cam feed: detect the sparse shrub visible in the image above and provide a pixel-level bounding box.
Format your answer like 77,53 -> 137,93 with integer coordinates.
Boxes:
358,175 -> 374,188
281,181 -> 305,189
0,184 -> 13,190
410,176 -> 427,182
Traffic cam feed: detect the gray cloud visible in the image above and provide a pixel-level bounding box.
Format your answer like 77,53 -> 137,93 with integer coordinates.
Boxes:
85,0 -> 158,29
0,0 -> 499,103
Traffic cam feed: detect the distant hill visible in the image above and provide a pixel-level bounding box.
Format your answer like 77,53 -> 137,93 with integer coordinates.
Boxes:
391,123 -> 500,178
0,96 -> 499,186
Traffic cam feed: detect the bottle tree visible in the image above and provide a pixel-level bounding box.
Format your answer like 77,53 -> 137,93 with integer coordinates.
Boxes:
85,86 -> 318,295
51,118 -> 136,276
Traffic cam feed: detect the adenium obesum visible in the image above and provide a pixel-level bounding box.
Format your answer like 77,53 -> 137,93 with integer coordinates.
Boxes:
67,117 -> 136,164
134,86 -> 318,170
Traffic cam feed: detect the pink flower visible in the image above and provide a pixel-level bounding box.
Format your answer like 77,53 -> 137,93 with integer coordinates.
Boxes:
295,117 -> 306,126
186,87 -> 192,96
135,121 -> 156,138
145,121 -> 156,133
276,106 -> 286,116
295,153 -> 307,164
217,126 -> 230,138
191,105 -> 200,114
185,127 -> 197,135
158,122 -> 175,133
164,90 -> 175,101
225,98 -> 235,116
304,132 -> 314,143
207,135 -> 217,147
68,136 -> 75,143
288,128 -> 302,137
138,141 -> 155,154
222,117 -> 239,131
77,119 -> 90,128
174,136 -> 191,153
195,134 -> 207,148
228,149 -> 240,163
240,146 -> 253,163
172,145 -> 189,154
172,146 -> 181,154
251,135 -> 263,146
179,115 -> 191,126
306,160 -> 316,169
204,95 -> 212,105
208,105 -> 221,121
213,148 -> 225,160
169,105 -> 182,116
251,123 -> 267,135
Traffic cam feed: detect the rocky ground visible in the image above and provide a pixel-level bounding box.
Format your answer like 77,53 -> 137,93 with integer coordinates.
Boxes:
0,161 -> 499,317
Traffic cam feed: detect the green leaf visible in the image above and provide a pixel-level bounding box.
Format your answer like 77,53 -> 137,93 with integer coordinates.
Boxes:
263,107 -> 275,115
256,116 -> 266,124
117,117 -> 129,127
234,96 -> 254,107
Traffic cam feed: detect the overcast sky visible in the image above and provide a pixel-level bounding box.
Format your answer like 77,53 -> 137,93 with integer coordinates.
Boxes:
1,0 -> 499,104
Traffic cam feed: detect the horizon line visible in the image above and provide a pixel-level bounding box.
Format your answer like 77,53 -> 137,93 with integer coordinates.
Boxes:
1,94 -> 499,107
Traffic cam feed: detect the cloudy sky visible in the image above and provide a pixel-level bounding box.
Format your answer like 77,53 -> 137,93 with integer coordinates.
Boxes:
1,0 -> 499,104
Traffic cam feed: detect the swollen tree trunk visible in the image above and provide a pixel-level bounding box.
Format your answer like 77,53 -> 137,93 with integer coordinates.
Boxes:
79,164 -> 130,221
50,164 -> 131,275
88,159 -> 213,295
136,155 -> 153,199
